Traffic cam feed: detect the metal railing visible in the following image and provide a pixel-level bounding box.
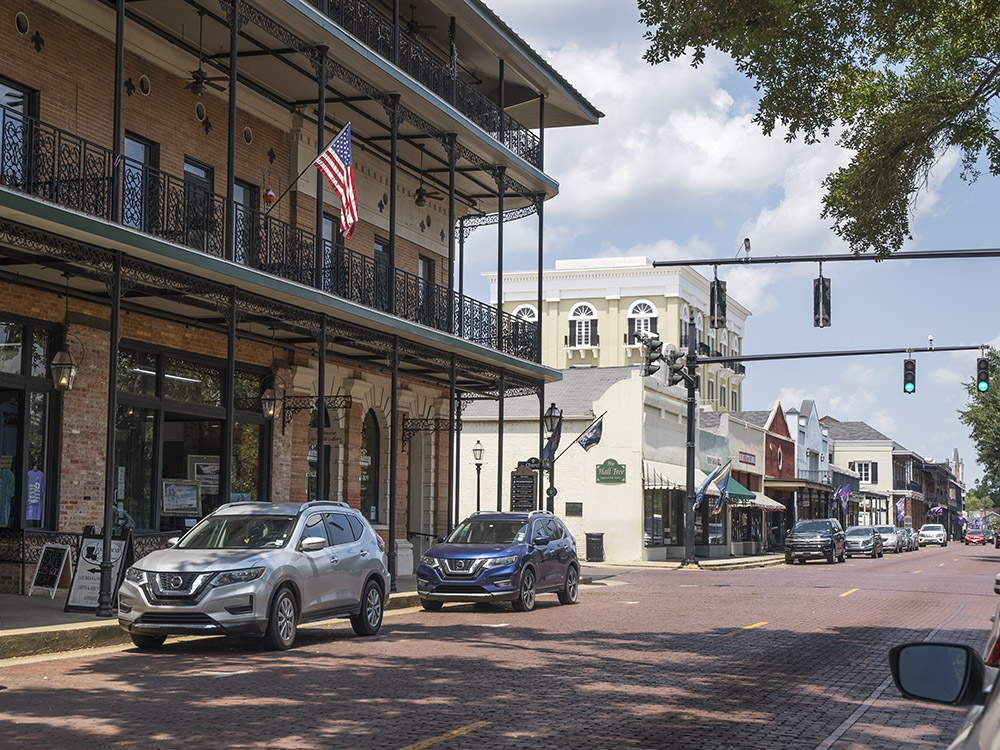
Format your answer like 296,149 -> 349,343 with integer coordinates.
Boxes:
0,104 -> 540,362
798,469 -> 832,484
313,0 -> 541,167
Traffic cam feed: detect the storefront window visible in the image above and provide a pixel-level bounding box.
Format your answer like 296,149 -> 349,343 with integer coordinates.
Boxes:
118,348 -> 158,396
0,322 -> 23,375
360,409 -> 381,523
0,391 -> 20,528
232,421 -> 260,502
30,328 -> 50,378
115,406 -> 156,530
25,391 -> 50,528
234,370 -> 264,411
164,357 -> 222,405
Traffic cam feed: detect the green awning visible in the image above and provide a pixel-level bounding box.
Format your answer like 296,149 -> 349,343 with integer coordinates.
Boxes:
700,470 -> 756,499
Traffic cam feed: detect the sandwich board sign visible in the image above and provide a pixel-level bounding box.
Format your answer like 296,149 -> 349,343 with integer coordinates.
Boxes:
28,543 -> 73,599
65,530 -> 132,612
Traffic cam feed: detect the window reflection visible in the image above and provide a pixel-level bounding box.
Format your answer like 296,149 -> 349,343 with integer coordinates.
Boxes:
0,322 -> 23,375
164,357 -> 221,405
118,348 -> 158,395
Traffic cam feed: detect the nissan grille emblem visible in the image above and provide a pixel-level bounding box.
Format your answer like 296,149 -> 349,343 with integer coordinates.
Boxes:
166,575 -> 184,590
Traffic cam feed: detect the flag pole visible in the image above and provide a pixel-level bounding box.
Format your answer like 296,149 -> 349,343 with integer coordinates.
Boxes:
266,123 -> 349,215
553,410 -> 607,463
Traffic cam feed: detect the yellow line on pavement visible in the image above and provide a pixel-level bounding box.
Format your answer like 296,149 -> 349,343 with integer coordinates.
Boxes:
723,621 -> 767,636
939,563 -> 945,567
839,588 -> 858,597
914,570 -> 922,574
400,721 -> 492,750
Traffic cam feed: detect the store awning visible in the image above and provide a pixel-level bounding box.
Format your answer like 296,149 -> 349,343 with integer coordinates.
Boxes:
643,460 -> 720,496
750,493 -> 786,512
716,475 -> 755,501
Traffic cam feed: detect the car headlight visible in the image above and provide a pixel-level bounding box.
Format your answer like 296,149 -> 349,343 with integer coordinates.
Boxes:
212,567 -> 265,587
483,555 -> 517,569
124,567 -> 147,584
420,555 -> 440,569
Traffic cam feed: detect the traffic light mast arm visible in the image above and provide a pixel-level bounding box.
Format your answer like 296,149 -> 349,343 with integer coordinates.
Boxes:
698,343 -> 986,365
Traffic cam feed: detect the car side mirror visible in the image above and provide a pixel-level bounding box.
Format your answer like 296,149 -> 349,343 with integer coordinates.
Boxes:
299,536 -> 327,552
167,537 -> 180,547
533,535 -> 551,546
437,535 -> 447,543
889,642 -> 987,706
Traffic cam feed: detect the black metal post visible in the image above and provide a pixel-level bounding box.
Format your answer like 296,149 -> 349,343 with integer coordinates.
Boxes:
447,134 -> 456,333
224,0 -> 239,263
475,462 -> 482,512
111,0 -> 125,222
388,338 -> 398,590
458,217 -> 466,338
388,94 -> 400,314
538,91 -> 545,169
97,252 -> 122,618
447,354 -> 456,532
316,314 -> 326,501
538,391 -> 545,510
221,286 -> 236,503
453,396 -> 462,531
497,369 -> 504,511
683,310 -> 699,567
448,17 -> 457,105
498,58 -> 505,147
495,166 -> 505,350
546,454 -> 556,514
392,0 -> 400,65
315,47 -> 328,288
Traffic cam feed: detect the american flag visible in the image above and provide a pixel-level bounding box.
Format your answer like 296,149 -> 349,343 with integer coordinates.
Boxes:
314,123 -> 358,238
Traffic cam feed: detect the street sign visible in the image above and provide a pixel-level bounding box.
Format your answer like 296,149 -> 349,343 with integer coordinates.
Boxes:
525,457 -> 541,471
510,463 -> 537,512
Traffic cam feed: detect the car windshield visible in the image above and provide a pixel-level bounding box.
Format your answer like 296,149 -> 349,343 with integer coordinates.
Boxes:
793,520 -> 832,533
178,514 -> 297,549
447,519 -> 528,545
846,527 -> 871,537
876,526 -> 895,534
921,525 -> 943,532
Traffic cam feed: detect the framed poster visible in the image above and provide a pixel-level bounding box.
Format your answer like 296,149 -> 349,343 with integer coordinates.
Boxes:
162,479 -> 202,516
187,455 -> 220,494
65,531 -> 131,612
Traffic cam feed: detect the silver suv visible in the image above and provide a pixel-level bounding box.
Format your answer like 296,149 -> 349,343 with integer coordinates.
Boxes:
118,501 -> 390,650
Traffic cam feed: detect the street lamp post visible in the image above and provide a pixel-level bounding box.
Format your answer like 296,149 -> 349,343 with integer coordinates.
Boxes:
473,440 -> 484,512
543,403 -> 562,513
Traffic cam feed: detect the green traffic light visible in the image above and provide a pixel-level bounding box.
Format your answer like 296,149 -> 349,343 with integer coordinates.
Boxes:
904,382 -> 915,393
978,381 -> 989,392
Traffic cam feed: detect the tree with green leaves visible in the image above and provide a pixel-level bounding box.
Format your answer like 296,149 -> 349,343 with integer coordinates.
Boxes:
959,348 -> 1000,495
638,0 -> 1000,257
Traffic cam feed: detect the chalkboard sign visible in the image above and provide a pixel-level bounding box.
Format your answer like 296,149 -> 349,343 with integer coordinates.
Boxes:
510,463 -> 538,512
28,543 -> 73,599
65,530 -> 132,612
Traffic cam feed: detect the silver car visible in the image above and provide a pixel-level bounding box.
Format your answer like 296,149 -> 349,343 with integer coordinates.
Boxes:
118,501 -> 391,650
876,524 -> 904,553
918,523 -> 947,547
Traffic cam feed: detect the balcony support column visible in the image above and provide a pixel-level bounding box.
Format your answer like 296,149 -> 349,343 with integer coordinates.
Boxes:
389,337 -> 399,590
447,354 -> 456,532
388,93 -> 400,314
537,193 -> 544,509
447,134 -> 456,333
448,17 -> 457,105
393,0 -> 400,65
538,92 -> 545,170
497,369 -> 505,511
495,166 -> 506,351
316,313 -> 327,501
111,0 -> 125,223
498,59 -> 505,147
314,47 -> 328,289
224,0 -> 240,263
458,217 -> 465,338
221,286 -> 237,503
97,251 -> 122,618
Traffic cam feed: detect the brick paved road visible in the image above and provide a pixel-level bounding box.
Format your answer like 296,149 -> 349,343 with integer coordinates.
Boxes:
0,543 -> 997,749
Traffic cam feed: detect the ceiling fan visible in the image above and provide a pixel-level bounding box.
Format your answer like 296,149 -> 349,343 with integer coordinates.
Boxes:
414,145 -> 444,207
185,11 -> 227,95
402,4 -> 437,38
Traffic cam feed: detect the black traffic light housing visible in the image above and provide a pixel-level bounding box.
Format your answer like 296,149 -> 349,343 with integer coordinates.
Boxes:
903,358 -> 916,394
814,276 -> 831,328
710,279 -> 727,329
977,357 -> 990,393
665,345 -> 687,386
641,335 -> 664,376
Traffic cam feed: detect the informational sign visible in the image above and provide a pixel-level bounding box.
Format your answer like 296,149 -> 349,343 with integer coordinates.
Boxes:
739,452 -> 756,465
65,531 -> 131,612
596,458 -> 627,484
28,543 -> 72,599
510,463 -> 537,512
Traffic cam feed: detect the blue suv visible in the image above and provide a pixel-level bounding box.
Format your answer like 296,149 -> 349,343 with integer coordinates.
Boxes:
416,510 -> 580,612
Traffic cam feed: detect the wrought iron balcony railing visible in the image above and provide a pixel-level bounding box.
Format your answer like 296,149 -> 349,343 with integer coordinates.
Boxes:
0,104 -> 539,362
312,0 -> 541,167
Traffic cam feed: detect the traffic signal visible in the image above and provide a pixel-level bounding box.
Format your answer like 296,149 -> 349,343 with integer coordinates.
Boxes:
710,279 -> 727,329
813,276 -> 831,328
641,335 -> 664,376
665,344 -> 687,386
903,358 -> 916,394
977,357 -> 990,392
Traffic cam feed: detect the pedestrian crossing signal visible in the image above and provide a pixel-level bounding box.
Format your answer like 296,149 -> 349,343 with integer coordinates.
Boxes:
903,358 -> 916,394
977,357 -> 990,392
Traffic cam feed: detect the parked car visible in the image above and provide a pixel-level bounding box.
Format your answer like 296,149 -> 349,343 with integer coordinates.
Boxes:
416,510 -> 579,612
918,523 -> 947,547
886,571 -> 1000,749
875,524 -> 905,553
844,526 -> 884,558
965,529 -> 987,545
902,527 -> 919,551
784,518 -> 846,564
118,501 -> 390,651
987,530 -> 996,545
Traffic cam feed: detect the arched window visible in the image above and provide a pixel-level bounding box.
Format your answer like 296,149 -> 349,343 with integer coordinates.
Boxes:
720,385 -> 727,410
707,378 -> 715,400
721,336 -> 728,357
708,328 -> 717,354
360,409 -> 381,524
627,300 -> 657,343
568,303 -> 598,347
512,304 -> 537,322
695,312 -> 704,345
680,304 -> 689,345
731,333 -> 740,356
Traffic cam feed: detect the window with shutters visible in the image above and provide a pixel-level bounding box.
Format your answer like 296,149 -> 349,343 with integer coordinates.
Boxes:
569,303 -> 598,348
850,461 -> 872,483
627,300 -> 657,344
680,304 -> 690,346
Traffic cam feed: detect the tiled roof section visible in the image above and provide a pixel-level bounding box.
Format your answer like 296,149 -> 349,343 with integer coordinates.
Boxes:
730,411 -> 770,428
462,366 -> 635,419
824,421 -> 892,441
699,411 -> 722,429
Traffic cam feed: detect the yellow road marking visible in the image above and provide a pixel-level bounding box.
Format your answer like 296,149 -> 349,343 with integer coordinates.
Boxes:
400,721 -> 492,750
954,558 -> 959,561
914,570 -> 922,574
723,621 -> 767,636
839,588 -> 858,597
939,563 -> 945,567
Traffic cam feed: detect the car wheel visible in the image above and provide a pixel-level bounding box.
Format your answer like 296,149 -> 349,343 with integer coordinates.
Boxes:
838,548 -> 846,563
421,599 -> 443,612
846,554 -> 852,559
785,555 -> 794,565
871,548 -> 878,558
558,565 -> 580,605
827,548 -> 836,564
878,547 -> 884,557
512,568 -> 536,612
263,586 -> 297,651
129,633 -> 166,650
351,579 -> 384,637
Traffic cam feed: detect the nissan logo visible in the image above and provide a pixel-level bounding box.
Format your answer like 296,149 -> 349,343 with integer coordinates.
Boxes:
166,575 -> 184,590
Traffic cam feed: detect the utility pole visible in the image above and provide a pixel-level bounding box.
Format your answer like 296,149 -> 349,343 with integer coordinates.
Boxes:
682,310 -> 699,567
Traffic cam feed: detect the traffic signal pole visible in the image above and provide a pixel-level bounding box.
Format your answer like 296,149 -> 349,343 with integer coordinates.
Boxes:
682,310 -> 699,567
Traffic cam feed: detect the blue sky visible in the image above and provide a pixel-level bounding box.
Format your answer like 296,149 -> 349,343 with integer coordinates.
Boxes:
462,1 -> 1000,487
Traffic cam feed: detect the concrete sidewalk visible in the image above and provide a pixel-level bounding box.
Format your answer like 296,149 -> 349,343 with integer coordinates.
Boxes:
0,554 -> 783,659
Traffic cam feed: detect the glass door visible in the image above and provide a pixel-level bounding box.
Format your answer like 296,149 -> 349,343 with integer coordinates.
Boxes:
183,158 -> 214,253
115,405 -> 157,531
0,77 -> 34,191
123,134 -> 157,233
0,390 -> 21,529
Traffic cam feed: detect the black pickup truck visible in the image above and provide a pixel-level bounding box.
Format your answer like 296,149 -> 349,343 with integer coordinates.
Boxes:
785,518 -> 846,564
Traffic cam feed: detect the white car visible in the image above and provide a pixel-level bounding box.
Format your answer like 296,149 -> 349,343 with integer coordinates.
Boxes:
918,523 -> 947,547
